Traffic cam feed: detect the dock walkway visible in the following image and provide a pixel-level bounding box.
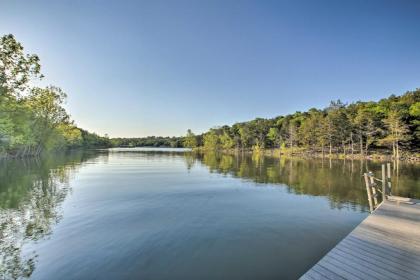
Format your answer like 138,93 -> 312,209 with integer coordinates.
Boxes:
300,198 -> 420,280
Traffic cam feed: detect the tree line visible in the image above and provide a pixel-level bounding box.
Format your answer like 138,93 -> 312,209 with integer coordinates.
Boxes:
184,92 -> 420,159
110,136 -> 183,148
0,34 -> 111,157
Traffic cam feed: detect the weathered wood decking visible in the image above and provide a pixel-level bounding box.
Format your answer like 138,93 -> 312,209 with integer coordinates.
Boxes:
300,199 -> 420,280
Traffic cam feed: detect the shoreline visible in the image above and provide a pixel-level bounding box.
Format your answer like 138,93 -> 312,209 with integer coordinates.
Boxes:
194,147 -> 420,163
2,146 -> 419,163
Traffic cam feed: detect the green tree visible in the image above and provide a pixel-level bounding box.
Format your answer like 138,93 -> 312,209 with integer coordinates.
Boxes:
323,114 -> 335,157
0,34 -> 111,157
325,100 -> 351,155
219,131 -> 235,149
249,118 -> 270,149
299,109 -> 324,151
238,125 -> 251,150
409,102 -> 420,141
0,34 -> 43,95
267,127 -> 281,148
354,105 -> 381,155
183,129 -> 197,148
203,129 -> 220,150
381,110 -> 410,159
25,86 -> 71,153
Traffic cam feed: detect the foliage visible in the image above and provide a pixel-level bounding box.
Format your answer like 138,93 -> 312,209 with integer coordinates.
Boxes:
0,34 -> 43,95
203,129 -> 220,150
110,136 -> 183,148
183,129 -> 197,148
192,90 -> 420,158
0,34 -> 110,157
219,131 -> 235,150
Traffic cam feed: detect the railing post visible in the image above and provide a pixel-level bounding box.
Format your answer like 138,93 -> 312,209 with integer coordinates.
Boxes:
369,172 -> 378,207
387,163 -> 392,196
381,164 -> 386,201
364,173 -> 374,212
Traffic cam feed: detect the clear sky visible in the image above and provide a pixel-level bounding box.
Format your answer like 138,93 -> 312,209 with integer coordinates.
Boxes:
1,0 -> 420,137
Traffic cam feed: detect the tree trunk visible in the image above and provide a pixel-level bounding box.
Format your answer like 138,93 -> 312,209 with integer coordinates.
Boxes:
290,139 -> 293,154
342,140 -> 346,157
359,134 -> 363,157
329,142 -> 332,158
36,144 -> 42,155
365,137 -> 369,156
392,141 -> 396,158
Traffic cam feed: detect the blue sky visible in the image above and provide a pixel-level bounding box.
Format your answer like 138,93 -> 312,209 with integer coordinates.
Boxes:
1,0 -> 420,137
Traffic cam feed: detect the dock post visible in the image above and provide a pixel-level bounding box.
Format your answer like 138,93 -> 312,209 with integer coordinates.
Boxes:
364,173 -> 374,212
387,163 -> 392,195
369,172 -> 378,207
381,164 -> 386,201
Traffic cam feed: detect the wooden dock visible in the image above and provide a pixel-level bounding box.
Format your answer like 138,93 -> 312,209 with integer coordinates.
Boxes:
300,198 -> 420,280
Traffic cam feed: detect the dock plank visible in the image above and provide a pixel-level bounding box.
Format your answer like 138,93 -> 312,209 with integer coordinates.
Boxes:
300,200 -> 420,280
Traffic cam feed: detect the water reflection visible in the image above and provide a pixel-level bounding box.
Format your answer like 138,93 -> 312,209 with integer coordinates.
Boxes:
0,151 -> 104,279
0,149 -> 418,279
189,152 -> 420,208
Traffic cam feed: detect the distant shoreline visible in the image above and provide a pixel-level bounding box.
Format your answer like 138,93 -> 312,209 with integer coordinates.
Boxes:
193,147 -> 420,163
2,146 -> 418,163
108,146 -> 420,162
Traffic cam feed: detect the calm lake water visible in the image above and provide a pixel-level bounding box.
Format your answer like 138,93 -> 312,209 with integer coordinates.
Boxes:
1,148 -> 419,279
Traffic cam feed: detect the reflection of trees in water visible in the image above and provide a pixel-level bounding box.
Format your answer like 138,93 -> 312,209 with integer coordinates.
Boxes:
0,151 -> 104,279
183,152 -> 197,171
193,152 -> 420,211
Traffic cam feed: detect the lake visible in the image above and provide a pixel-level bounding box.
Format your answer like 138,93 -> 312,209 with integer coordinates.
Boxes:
1,148 -> 419,279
